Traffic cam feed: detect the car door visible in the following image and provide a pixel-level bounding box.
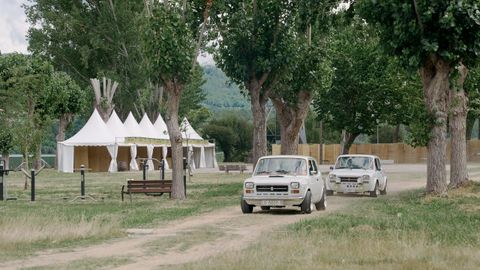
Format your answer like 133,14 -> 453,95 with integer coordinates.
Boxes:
308,159 -> 322,202
375,158 -> 385,189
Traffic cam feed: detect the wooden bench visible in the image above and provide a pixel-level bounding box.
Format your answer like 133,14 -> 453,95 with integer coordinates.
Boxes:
121,180 -> 172,202
219,164 -> 247,173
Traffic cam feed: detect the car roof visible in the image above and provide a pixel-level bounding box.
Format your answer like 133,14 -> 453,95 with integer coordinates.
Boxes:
337,154 -> 379,159
261,155 -> 312,160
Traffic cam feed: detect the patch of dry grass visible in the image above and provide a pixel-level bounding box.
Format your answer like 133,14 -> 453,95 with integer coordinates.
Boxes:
166,182 -> 480,270
0,169 -> 245,261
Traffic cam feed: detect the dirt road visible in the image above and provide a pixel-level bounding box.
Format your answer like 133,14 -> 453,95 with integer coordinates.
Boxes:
1,168 -> 427,270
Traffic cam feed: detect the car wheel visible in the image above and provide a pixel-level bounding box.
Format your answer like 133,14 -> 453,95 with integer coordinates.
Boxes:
260,206 -> 270,211
241,196 -> 253,214
315,189 -> 327,211
380,179 -> 387,195
326,190 -> 334,196
369,182 -> 379,198
300,190 -> 312,214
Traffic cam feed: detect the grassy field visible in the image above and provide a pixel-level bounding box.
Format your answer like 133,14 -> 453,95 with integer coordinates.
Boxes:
0,169 -> 245,261
167,182 -> 480,270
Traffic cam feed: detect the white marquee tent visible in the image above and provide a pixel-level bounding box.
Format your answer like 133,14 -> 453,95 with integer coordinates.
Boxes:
58,109 -> 217,173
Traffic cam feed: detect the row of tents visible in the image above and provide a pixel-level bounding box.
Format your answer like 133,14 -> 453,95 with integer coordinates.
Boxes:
57,109 -> 217,172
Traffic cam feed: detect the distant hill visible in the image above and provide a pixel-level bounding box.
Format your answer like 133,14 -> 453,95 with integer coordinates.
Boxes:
201,65 -> 251,112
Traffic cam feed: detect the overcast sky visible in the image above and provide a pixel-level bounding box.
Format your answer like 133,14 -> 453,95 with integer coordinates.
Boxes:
0,0 -> 214,64
0,0 -> 29,54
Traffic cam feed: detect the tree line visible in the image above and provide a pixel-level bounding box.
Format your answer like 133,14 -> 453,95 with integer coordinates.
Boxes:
1,0 -> 479,198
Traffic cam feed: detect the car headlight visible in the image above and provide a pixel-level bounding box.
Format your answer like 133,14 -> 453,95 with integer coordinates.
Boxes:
329,174 -> 336,180
290,182 -> 300,189
361,175 -> 370,182
245,182 -> 254,189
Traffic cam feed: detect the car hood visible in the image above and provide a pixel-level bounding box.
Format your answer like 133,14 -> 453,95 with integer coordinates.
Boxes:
245,175 -> 307,184
330,169 -> 373,177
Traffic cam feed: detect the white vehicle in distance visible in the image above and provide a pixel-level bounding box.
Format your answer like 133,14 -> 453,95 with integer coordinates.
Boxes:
241,155 -> 327,214
326,154 -> 387,197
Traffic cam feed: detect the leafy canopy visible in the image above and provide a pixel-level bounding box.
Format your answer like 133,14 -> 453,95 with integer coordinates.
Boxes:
357,0 -> 480,68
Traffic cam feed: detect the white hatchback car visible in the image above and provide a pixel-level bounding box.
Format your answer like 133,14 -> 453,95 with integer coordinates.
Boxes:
241,155 -> 327,214
326,155 -> 387,197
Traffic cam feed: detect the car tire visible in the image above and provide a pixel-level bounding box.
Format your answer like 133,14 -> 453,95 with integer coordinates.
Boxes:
241,196 -> 253,214
369,182 -> 379,198
326,190 -> 334,196
315,189 -> 327,211
260,206 -> 270,211
300,190 -> 312,214
380,179 -> 387,195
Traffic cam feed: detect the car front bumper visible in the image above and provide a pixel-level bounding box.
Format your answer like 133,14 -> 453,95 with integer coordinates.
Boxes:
243,195 -> 305,207
326,181 -> 372,193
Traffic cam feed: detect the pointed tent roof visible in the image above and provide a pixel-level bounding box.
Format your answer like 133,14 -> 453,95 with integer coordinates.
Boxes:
154,114 -> 169,139
180,118 -> 204,140
63,109 -> 115,145
106,110 -> 128,142
123,112 -> 144,137
139,114 -> 161,139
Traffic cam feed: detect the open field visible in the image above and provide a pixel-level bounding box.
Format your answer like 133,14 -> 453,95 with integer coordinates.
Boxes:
0,169 -> 244,261
1,164 -> 479,269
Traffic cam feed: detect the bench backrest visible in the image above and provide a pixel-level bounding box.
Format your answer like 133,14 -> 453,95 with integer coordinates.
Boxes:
127,180 -> 172,189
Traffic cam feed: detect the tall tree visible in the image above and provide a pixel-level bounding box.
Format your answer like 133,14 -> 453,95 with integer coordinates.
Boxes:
358,1 -> 480,193
142,0 -> 211,199
25,0 -> 147,114
0,54 -> 53,173
313,17 -> 421,154
269,0 -> 338,155
213,0 -> 296,164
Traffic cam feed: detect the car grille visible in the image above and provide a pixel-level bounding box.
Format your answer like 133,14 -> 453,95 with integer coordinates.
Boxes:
256,185 -> 289,192
340,177 -> 359,182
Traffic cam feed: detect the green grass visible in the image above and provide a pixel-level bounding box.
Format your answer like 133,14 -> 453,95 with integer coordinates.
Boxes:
167,182 -> 480,270
0,169 -> 245,261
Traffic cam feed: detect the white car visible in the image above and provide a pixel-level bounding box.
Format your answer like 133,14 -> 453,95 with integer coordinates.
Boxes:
326,154 -> 387,197
241,155 -> 327,214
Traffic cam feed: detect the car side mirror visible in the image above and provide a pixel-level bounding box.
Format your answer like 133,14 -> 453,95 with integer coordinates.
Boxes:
329,166 -> 334,170
310,170 -> 317,175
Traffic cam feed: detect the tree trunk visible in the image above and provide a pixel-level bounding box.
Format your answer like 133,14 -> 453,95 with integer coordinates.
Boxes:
341,131 -> 357,155
164,80 -> 185,200
1,152 -> 9,170
249,79 -> 269,165
270,91 -> 312,156
466,117 -> 475,141
420,55 -> 450,195
319,120 -> 323,164
449,64 -> 469,188
34,144 -> 42,170
56,114 -> 70,169
392,124 -> 400,143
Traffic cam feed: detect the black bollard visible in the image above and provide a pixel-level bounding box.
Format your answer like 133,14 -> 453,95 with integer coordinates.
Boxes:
80,164 -> 85,198
161,159 -> 165,180
143,160 -> 148,180
31,169 -> 35,202
0,163 -> 4,201
183,158 -> 187,198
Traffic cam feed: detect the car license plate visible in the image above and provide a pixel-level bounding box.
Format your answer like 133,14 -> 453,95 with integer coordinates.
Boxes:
261,200 -> 283,206
343,184 -> 357,193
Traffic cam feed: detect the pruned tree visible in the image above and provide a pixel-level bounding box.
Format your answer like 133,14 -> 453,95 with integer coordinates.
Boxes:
313,16 -> 421,154
212,0 -> 297,164
142,0 -> 212,199
91,77 -> 119,122
358,0 -> 480,193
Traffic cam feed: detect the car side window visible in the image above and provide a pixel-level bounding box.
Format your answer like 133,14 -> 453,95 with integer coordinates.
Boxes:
375,159 -> 381,171
308,160 -> 318,175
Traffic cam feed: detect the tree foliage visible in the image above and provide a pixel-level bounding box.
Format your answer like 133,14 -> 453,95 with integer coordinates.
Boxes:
313,18 -> 422,151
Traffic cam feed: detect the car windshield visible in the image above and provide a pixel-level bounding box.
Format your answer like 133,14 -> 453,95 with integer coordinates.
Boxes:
335,156 -> 372,170
254,158 -> 307,176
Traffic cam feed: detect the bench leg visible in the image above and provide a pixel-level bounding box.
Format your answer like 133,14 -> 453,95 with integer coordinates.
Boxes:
129,192 -> 132,203
121,186 -> 125,201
